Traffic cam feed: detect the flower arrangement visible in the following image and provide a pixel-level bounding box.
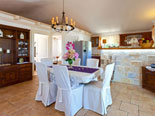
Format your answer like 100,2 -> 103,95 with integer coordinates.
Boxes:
139,38 -> 154,48
63,42 -> 79,66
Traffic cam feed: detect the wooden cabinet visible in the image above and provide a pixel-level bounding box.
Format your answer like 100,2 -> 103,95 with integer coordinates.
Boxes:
120,32 -> 152,46
0,24 -> 32,88
0,24 -> 30,64
142,67 -> 155,93
0,63 -> 32,88
19,63 -> 32,82
0,66 -> 19,87
91,36 -> 99,47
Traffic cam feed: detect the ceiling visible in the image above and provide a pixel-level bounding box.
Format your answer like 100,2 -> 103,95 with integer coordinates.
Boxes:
0,0 -> 155,34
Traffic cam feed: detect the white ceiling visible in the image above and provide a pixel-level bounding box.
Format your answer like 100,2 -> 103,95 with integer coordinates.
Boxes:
0,0 -> 155,34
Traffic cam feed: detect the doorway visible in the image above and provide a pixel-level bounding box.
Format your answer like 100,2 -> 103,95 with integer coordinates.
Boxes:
34,33 -> 48,62
52,35 -> 62,61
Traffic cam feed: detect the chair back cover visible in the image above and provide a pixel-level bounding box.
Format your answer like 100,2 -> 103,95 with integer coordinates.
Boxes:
41,58 -> 53,66
53,65 -> 71,89
73,58 -> 81,66
87,58 -> 99,68
35,62 -> 49,83
103,63 -> 115,87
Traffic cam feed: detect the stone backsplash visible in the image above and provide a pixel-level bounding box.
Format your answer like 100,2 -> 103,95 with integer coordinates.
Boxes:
100,49 -> 155,86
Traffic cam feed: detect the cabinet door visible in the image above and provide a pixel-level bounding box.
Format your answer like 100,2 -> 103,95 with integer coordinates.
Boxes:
145,73 -> 155,88
91,37 -> 99,47
19,64 -> 32,82
0,67 -> 19,87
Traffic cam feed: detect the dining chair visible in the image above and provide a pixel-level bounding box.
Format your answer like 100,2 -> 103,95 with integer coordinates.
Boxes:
40,58 -> 53,66
35,62 -> 57,106
87,58 -> 99,68
53,65 -> 84,116
83,63 -> 115,115
73,58 -> 81,66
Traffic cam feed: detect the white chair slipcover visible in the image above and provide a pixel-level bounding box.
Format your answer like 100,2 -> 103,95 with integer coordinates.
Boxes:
41,58 -> 53,66
83,63 -> 115,115
53,65 -> 83,116
73,58 -> 81,66
87,58 -> 99,68
35,62 -> 57,106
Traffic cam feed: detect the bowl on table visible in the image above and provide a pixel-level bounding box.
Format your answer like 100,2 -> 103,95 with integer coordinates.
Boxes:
151,64 -> 155,68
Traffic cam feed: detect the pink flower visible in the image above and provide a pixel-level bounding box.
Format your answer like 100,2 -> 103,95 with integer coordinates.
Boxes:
65,41 -> 75,50
63,52 -> 69,60
63,42 -> 79,61
66,47 -> 70,50
74,52 -> 79,59
72,44 -> 75,49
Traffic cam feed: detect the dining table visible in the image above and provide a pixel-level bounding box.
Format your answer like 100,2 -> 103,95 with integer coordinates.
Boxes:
48,65 -> 103,86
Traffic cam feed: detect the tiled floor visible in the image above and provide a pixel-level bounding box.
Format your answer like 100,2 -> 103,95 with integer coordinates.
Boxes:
0,76 -> 155,116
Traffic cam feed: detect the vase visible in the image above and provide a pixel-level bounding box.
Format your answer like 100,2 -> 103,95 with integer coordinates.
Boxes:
68,63 -> 72,68
68,60 -> 73,68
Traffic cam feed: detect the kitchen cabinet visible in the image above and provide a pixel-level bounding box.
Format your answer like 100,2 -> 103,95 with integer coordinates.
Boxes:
142,67 -> 155,93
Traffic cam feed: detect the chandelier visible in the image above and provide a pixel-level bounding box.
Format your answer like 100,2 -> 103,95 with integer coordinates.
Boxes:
51,0 -> 75,32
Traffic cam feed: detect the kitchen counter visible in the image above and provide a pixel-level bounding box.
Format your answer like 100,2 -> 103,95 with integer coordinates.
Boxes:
98,47 -> 155,50
100,49 -> 155,86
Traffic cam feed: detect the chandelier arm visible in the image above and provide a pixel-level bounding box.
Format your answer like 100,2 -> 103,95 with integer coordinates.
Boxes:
51,0 -> 75,32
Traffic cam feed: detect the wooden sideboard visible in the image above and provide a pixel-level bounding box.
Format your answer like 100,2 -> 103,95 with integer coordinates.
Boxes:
142,67 -> 155,93
0,63 -> 32,88
0,25 -> 32,88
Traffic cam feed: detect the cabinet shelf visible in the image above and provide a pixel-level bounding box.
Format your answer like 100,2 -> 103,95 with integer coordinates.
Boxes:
0,37 -> 16,40
0,24 -> 30,64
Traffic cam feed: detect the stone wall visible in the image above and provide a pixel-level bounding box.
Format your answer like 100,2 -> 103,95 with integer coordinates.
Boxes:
101,49 -> 155,86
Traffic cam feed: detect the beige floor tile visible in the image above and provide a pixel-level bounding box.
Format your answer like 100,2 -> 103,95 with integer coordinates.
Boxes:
0,76 -> 154,116
0,101 -> 17,115
110,100 -> 121,110
139,111 -> 154,116
115,94 -> 131,103
139,104 -> 155,116
11,106 -> 34,116
127,114 -> 138,116
120,102 -> 138,115
107,108 -> 127,116
85,110 -> 101,116
75,108 -> 88,116
0,114 -> 8,116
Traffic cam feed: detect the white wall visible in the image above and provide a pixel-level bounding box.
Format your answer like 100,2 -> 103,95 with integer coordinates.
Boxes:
0,10 -> 91,72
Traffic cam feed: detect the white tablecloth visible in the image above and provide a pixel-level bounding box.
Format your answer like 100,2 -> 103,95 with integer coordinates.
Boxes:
48,65 -> 103,85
